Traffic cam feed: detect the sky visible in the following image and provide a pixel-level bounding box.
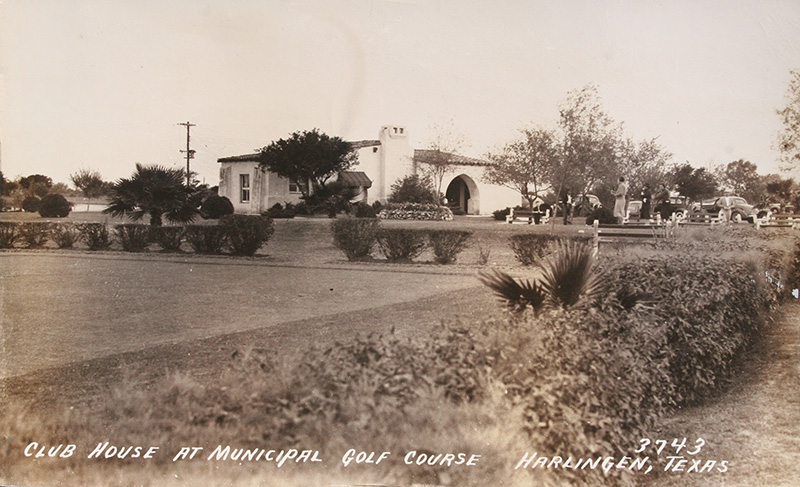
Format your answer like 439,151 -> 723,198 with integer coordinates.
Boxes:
1,0 -> 800,186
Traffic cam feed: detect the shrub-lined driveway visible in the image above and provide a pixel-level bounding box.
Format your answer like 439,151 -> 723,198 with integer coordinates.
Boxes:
1,253 -> 480,378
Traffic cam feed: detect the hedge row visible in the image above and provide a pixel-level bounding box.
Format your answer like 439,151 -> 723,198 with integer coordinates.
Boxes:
0,215 -> 274,256
331,218 -> 471,264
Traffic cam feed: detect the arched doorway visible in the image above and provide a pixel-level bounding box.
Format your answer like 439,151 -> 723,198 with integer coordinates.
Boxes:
445,174 -> 480,215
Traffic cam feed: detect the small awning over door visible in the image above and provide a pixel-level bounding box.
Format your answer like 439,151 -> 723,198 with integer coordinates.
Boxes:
338,171 -> 372,188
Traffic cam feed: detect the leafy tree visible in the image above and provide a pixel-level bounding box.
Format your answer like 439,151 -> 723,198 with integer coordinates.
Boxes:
388,174 -> 438,204
484,127 -> 559,208
668,163 -> 718,201
104,163 -> 200,226
19,174 -> 53,197
71,169 -> 107,209
777,70 -> 800,171
718,159 -> 763,203
763,174 -> 797,208
258,129 -> 356,199
554,85 -> 623,208
419,121 -> 467,201
618,137 -> 671,195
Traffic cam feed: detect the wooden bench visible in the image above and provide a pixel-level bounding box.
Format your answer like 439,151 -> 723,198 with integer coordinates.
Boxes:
591,219 -> 681,254
506,208 -> 551,225
755,213 -> 800,229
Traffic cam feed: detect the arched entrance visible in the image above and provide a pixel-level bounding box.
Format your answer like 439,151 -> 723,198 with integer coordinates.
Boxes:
445,174 -> 480,215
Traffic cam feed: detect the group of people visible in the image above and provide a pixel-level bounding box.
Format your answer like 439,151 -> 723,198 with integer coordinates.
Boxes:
559,177 -> 681,225
614,177 -> 681,223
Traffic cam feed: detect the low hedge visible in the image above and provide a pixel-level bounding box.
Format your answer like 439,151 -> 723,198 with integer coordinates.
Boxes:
508,233 -> 562,266
0,222 -> 20,248
115,224 -> 150,252
378,203 -> 454,221
184,225 -> 227,254
220,214 -> 274,256
376,228 -> 427,262
331,217 -> 379,261
50,223 -> 80,249
428,230 -> 472,264
149,226 -> 184,252
18,222 -> 51,248
77,223 -> 111,251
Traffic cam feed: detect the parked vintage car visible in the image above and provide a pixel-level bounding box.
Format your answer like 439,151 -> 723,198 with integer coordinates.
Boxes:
690,196 -> 757,223
653,195 -> 690,220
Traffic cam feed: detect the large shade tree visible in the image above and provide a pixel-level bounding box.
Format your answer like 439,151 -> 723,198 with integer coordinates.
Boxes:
484,127 -> 559,208
104,163 -> 200,226
717,159 -> 763,203
553,85 -> 623,207
668,163 -> 718,201
258,129 -> 356,199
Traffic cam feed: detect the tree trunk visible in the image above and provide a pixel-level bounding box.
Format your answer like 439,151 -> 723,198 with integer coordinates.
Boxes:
150,212 -> 163,226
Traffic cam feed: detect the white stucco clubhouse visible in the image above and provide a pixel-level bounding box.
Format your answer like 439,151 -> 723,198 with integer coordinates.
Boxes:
217,125 -> 521,215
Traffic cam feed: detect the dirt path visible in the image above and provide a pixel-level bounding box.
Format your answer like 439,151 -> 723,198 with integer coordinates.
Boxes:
640,301 -> 800,486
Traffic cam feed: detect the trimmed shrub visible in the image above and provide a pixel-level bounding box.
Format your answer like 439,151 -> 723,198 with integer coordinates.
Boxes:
22,196 -> 40,213
508,233 -> 561,266
427,230 -> 471,264
586,205 -> 616,224
352,202 -> 377,218
199,195 -> 234,219
114,224 -> 150,252
263,203 -> 296,219
38,193 -> 72,218
0,222 -> 20,248
19,222 -> 51,248
378,203 -> 453,221
77,223 -> 111,251
492,207 -> 511,221
50,223 -> 80,249
184,225 -> 227,254
149,226 -> 184,252
388,174 -> 438,204
376,228 -> 427,262
330,217 -> 380,261
220,214 -> 275,256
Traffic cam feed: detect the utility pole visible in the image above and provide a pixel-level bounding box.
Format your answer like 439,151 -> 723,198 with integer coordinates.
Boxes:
177,121 -> 196,187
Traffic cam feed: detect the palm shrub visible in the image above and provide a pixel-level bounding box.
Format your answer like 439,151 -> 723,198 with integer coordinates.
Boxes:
478,270 -> 546,314
77,223 -> 111,250
427,230 -> 471,264
0,222 -> 20,248
376,228 -> 427,262
115,224 -> 150,252
221,214 -> 274,256
538,239 -> 606,309
50,223 -> 80,249
149,226 -> 184,252
331,217 -> 380,261
480,239 -> 605,312
184,225 -> 227,254
18,222 -> 51,248
104,163 -> 199,226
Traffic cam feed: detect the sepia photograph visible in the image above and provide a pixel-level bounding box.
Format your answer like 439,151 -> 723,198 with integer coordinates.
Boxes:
1,1 -> 800,486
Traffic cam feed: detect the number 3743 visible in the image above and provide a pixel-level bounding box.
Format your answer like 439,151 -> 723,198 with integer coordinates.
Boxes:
635,438 -> 705,456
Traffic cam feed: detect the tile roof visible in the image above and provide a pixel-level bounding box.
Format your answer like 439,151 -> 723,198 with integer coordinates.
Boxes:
217,153 -> 261,163
349,139 -> 381,149
413,149 -> 490,166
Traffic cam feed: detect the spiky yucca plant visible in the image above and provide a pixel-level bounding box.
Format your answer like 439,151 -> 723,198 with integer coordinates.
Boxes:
538,239 -> 605,309
478,270 -> 546,314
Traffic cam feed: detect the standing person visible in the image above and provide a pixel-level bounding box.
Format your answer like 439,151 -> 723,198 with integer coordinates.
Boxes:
640,183 -> 652,221
612,176 -> 628,224
562,191 -> 573,225
657,184 -> 672,220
